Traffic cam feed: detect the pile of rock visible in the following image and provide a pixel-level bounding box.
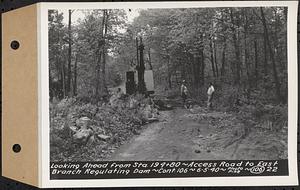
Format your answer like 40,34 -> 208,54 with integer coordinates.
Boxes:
50,93 -> 163,161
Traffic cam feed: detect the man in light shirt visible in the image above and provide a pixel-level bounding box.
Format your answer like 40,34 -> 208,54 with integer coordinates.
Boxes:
181,80 -> 188,108
207,82 -> 215,109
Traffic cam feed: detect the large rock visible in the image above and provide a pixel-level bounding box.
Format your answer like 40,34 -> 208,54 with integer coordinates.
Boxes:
69,126 -> 78,133
142,105 -> 153,118
109,94 -> 119,107
76,117 -> 90,129
73,128 -> 93,144
129,97 -> 138,108
86,135 -> 96,146
97,134 -> 111,141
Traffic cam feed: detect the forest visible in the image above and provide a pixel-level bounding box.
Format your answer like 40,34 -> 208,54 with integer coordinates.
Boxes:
49,7 -> 288,161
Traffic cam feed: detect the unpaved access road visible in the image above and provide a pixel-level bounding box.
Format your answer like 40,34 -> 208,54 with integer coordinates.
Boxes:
108,108 -> 227,161
107,106 -> 287,161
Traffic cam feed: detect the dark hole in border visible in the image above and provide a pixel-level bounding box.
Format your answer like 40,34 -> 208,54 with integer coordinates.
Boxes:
10,40 -> 20,50
12,144 -> 21,153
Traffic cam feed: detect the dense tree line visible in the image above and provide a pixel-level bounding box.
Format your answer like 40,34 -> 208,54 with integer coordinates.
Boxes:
49,7 -> 287,105
49,9 -> 126,101
126,7 -> 287,104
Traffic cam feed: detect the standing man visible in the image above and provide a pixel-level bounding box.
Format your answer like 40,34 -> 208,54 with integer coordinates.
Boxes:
207,82 -> 215,109
181,80 -> 188,108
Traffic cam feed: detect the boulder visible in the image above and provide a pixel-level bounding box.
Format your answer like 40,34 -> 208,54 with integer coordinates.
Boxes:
97,134 -> 111,141
69,126 -> 78,133
73,128 -> 93,144
143,105 -> 153,118
129,97 -> 138,108
76,117 -> 90,129
86,135 -> 96,146
109,94 -> 119,107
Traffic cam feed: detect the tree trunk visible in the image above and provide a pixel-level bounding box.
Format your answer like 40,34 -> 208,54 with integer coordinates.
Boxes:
194,55 -> 201,88
243,10 -> 251,89
190,53 -> 197,86
181,57 -> 186,81
61,56 -> 66,98
136,37 -> 139,66
263,31 -> 268,81
260,7 -> 282,103
56,50 -> 63,98
213,41 -> 219,77
95,10 -> 106,100
200,47 -> 205,86
95,49 -> 102,98
220,40 -> 226,76
210,39 -> 216,78
67,10 -> 72,96
167,57 -> 172,89
73,54 -> 78,96
137,37 -> 146,94
101,10 -> 109,97
273,9 -> 285,71
254,39 -> 259,87
148,48 -> 153,70
230,8 -> 241,85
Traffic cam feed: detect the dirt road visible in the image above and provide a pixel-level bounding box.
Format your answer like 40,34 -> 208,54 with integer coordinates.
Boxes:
108,105 -> 287,161
108,108 -> 225,161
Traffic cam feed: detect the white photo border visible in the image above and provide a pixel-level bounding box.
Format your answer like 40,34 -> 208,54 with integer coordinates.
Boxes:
39,1 -> 298,188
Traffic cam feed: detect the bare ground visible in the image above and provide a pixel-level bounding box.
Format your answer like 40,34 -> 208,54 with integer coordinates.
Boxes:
107,106 -> 287,161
